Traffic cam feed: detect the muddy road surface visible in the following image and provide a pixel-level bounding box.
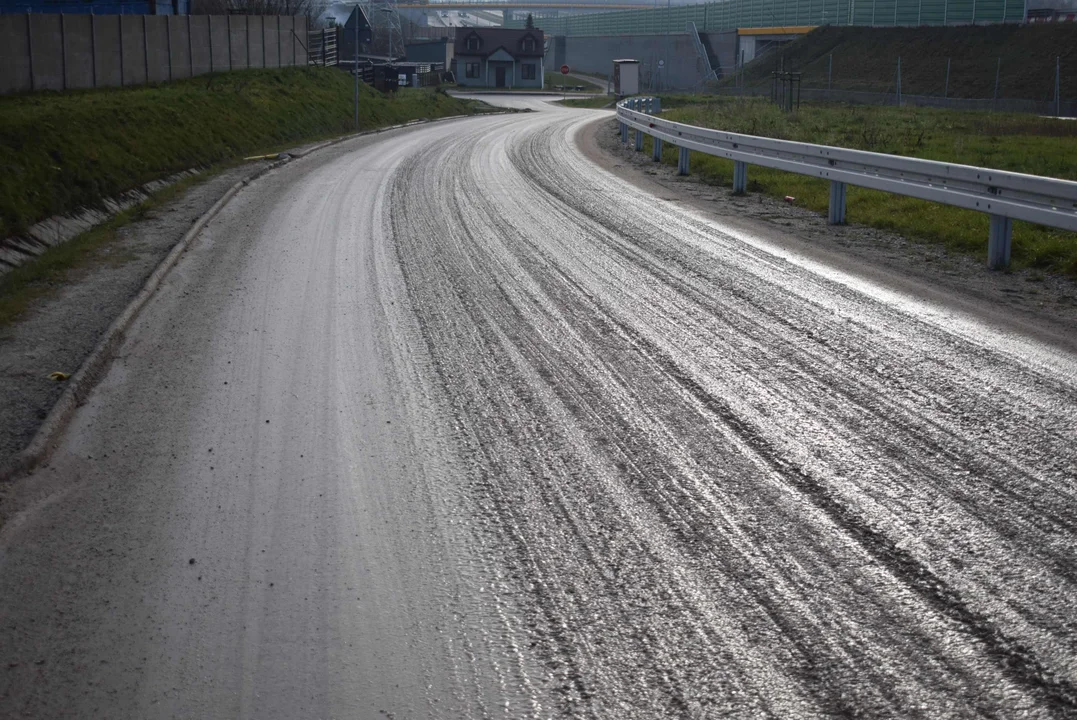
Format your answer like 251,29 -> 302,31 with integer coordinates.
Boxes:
1,97 -> 1076,719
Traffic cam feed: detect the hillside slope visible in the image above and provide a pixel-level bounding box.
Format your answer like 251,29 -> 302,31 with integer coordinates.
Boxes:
0,67 -> 480,239
725,24 -> 1077,100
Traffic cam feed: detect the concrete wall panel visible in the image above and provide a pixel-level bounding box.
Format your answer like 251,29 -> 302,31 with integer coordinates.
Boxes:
30,14 -> 64,91
120,15 -> 148,86
168,16 -> 192,80
94,16 -> 122,88
145,16 -> 170,83
563,33 -> 703,90
0,15 -> 33,94
189,15 -> 211,76
280,16 -> 295,67
63,15 -> 95,90
229,16 -> 249,70
1,14 -> 304,94
247,16 -> 264,69
263,17 -> 280,68
296,16 -> 308,65
208,15 -> 230,72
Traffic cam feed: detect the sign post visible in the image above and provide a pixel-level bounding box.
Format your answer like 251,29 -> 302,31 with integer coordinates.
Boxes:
560,64 -> 570,101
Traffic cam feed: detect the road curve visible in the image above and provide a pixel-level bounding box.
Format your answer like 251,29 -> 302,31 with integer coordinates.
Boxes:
1,96 -> 1076,719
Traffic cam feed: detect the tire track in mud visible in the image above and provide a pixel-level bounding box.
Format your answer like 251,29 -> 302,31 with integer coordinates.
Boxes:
383,107 -> 1077,717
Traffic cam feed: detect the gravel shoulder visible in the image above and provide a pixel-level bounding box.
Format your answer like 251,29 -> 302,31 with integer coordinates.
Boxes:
0,163 -> 272,470
585,115 -> 1077,354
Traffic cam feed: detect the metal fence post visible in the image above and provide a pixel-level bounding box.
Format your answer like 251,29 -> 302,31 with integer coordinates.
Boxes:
828,53 -> 832,98
227,15 -> 233,71
828,181 -> 847,224
635,128 -> 643,151
987,215 -> 1012,269
1056,56 -> 1061,118
733,160 -> 747,193
896,56 -> 901,106
993,57 -> 1001,109
208,16 -> 214,72
188,15 -> 193,76
653,137 -> 663,161
944,57 -> 950,98
678,147 -> 690,175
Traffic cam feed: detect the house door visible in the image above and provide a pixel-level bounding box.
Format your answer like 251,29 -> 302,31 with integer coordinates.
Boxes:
495,66 -> 506,88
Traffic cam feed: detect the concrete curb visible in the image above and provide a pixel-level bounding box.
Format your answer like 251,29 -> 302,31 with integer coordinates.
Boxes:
0,111 -> 502,484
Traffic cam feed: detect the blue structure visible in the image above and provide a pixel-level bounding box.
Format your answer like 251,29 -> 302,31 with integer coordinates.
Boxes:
0,0 -> 189,14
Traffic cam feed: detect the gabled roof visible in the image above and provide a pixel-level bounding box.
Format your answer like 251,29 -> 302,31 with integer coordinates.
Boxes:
454,28 -> 544,59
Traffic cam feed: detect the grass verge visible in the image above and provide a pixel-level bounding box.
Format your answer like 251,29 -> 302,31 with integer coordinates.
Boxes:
544,73 -> 601,93
561,96 -> 616,109
651,95 -> 1077,275
0,170 -> 210,329
0,67 -> 486,239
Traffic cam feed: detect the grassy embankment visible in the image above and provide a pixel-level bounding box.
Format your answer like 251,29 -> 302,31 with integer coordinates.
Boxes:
721,24 -> 1077,100
0,67 -> 488,326
644,96 -> 1077,275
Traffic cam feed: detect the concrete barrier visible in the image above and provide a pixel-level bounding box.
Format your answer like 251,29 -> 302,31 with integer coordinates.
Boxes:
0,12 -> 309,95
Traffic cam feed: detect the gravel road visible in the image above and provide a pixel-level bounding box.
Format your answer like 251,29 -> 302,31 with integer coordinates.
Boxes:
1,96 -> 1075,719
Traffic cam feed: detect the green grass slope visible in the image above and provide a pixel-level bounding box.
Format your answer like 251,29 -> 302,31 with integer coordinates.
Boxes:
724,24 -> 1077,100
655,95 -> 1077,274
0,67 -> 482,239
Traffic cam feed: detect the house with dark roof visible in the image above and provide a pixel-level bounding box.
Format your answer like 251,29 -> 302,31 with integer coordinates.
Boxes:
453,28 -> 545,89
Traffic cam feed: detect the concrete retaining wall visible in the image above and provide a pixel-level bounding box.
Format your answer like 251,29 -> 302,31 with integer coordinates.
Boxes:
0,12 -> 308,95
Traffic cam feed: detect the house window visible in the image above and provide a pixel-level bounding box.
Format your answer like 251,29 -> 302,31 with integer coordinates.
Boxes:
466,36 -> 481,51
522,36 -> 536,52
521,63 -> 536,80
465,62 -> 480,78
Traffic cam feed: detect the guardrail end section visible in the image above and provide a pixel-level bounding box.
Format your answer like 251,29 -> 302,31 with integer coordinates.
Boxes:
988,215 -> 1013,270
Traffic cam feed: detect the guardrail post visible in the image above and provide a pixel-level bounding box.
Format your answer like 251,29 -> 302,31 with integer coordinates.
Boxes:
653,97 -> 661,113
678,147 -> 690,175
653,137 -> 663,161
828,181 -> 847,224
621,121 -> 628,144
635,129 -> 643,151
987,215 -> 1012,270
732,161 -> 748,194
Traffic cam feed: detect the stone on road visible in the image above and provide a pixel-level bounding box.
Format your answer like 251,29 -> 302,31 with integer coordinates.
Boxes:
1,96 -> 1075,719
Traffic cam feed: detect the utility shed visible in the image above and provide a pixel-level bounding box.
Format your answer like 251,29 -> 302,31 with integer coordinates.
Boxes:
613,59 -> 639,96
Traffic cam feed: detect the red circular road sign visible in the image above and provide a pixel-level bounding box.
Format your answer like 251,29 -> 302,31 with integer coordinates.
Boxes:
560,65 -> 570,75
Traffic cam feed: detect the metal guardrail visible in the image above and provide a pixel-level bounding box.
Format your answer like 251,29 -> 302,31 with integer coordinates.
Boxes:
617,97 -> 1077,269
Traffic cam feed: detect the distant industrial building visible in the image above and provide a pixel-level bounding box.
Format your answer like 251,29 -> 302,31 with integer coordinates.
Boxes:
405,37 -> 453,67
